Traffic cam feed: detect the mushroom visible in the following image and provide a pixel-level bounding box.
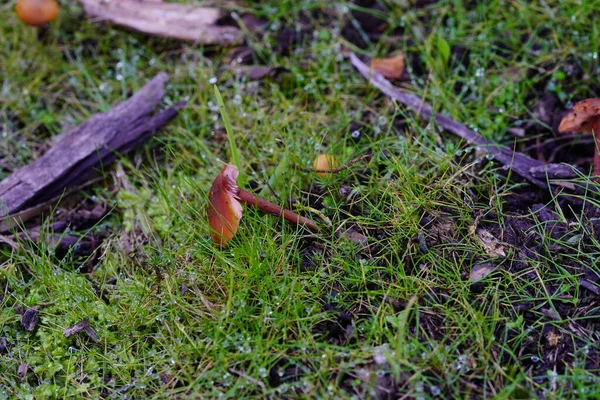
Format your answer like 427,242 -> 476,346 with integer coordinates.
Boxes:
313,154 -> 336,177
15,0 -> 59,26
208,164 -> 318,247
558,98 -> 600,180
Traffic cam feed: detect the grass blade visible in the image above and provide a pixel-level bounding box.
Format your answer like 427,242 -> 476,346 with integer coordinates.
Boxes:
214,85 -> 244,184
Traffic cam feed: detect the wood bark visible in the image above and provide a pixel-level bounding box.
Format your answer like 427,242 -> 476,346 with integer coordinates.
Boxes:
0,73 -> 182,218
80,0 -> 242,45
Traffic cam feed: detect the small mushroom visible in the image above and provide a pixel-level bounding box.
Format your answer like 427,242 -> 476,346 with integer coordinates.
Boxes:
558,98 -> 600,180
313,154 -> 336,177
15,0 -> 59,26
208,164 -> 318,247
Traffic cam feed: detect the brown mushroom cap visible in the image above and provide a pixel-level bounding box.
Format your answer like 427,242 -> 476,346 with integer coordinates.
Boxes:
558,98 -> 600,133
313,154 -> 336,177
208,164 -> 243,247
16,0 -> 59,26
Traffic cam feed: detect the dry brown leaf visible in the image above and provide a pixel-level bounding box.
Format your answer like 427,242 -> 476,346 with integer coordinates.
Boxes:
80,0 -> 242,45
475,228 -> 506,258
469,262 -> 496,281
370,54 -> 405,80
545,330 -> 562,347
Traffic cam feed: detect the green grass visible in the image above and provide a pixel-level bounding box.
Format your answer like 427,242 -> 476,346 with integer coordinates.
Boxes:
1,0 -> 600,398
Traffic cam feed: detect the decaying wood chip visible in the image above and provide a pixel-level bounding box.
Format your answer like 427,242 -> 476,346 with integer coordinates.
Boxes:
20,307 -> 39,332
0,73 -> 182,222
475,228 -> 506,258
240,66 -> 289,81
0,336 -> 12,354
17,363 -> 28,381
349,53 -> 586,190
579,280 -> 600,296
63,317 -> 99,343
470,262 -> 496,281
80,0 -> 242,45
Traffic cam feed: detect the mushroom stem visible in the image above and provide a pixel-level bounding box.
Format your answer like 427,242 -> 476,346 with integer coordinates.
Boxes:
593,123 -> 600,182
236,188 -> 319,232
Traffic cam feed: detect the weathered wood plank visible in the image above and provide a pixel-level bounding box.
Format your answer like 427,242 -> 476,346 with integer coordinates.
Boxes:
0,73 -> 181,218
80,0 -> 242,45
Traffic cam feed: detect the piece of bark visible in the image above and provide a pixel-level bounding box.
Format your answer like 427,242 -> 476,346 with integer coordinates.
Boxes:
64,317 -> 99,343
349,53 -> 583,189
20,307 -> 39,332
80,0 -> 242,45
17,363 -> 28,381
0,73 -> 182,218
240,66 -> 289,81
0,337 -> 11,354
0,178 -> 103,232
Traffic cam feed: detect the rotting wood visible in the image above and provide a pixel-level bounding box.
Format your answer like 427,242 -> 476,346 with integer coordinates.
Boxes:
349,53 -> 587,191
0,73 -> 183,220
80,0 -> 242,45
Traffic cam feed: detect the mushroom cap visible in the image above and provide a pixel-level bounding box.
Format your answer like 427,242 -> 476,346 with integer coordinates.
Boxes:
208,164 -> 243,247
558,98 -> 600,134
313,154 -> 336,177
16,0 -> 59,26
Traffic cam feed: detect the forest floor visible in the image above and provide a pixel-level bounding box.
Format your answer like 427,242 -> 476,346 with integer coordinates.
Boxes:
1,1 -> 599,398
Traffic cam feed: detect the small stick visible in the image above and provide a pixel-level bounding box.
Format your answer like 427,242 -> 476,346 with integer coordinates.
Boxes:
348,53 -> 580,188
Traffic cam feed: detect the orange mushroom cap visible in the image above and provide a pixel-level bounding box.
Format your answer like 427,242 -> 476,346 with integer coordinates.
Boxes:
313,154 -> 336,178
208,164 -> 243,247
15,0 -> 59,26
558,98 -> 600,134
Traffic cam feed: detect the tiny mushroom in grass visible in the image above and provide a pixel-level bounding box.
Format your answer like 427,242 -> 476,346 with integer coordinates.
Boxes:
558,98 -> 600,180
207,164 -> 244,247
313,154 -> 336,177
15,0 -> 59,26
208,164 -> 318,247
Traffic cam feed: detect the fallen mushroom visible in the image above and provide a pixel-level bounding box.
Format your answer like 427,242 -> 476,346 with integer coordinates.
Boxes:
15,0 -> 59,26
208,164 -> 318,247
558,98 -> 600,180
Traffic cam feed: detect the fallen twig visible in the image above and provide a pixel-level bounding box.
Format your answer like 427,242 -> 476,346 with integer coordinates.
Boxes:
63,317 -> 99,343
228,368 -> 267,390
80,0 -> 242,45
349,53 -> 582,190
